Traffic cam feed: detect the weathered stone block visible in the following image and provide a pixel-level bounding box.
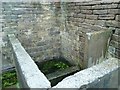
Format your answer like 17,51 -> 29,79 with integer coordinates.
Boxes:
92,5 -> 107,9
84,29 -> 112,68
114,28 -> 120,35
74,6 -> 80,10
111,21 -> 120,28
93,10 -> 107,15
74,9 -> 81,14
107,4 -> 118,9
118,4 -> 120,8
110,40 -> 119,49
80,6 -> 92,10
94,20 -> 106,26
12,10 -> 25,15
111,34 -> 120,42
81,10 -> 93,14
68,3 -> 76,6
108,9 -> 120,14
2,15 -> 18,20
84,19 -> 96,25
108,46 -> 116,56
77,18 -> 85,23
92,4 -> 118,9
86,15 -> 98,20
115,48 -> 120,58
105,20 -> 113,27
98,15 -> 115,20
2,11 -> 13,15
77,14 -> 86,18
115,48 -> 120,55
115,15 -> 120,21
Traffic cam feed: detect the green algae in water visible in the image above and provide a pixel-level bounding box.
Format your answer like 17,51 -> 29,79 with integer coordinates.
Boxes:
2,70 -> 18,88
37,59 -> 70,75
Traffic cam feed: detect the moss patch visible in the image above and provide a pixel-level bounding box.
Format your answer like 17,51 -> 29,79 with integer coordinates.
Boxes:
2,70 -> 17,88
36,59 -> 70,75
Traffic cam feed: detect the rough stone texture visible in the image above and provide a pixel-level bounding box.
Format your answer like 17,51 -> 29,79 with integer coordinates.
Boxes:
2,2 -> 62,65
86,15 -> 98,20
8,34 -> 51,88
98,15 -> 115,20
52,58 -> 119,88
60,21 -> 112,68
116,15 -> 120,21
93,10 -> 108,15
84,29 -> 112,68
61,1 -> 120,59
2,1 -> 120,70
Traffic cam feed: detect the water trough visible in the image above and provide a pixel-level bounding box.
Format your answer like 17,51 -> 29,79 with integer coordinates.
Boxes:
8,34 -> 119,89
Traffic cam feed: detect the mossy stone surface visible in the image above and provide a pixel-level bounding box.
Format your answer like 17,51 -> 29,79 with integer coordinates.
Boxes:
36,59 -> 71,75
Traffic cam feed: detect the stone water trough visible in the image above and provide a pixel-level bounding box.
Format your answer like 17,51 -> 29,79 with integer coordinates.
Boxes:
8,26 -> 119,88
8,34 -> 80,88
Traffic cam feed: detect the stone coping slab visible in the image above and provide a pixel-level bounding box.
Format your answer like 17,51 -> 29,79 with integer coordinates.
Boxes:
8,34 -> 51,88
52,58 -> 119,88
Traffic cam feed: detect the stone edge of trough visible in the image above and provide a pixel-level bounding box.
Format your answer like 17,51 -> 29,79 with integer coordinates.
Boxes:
8,34 -> 51,88
52,57 -> 119,88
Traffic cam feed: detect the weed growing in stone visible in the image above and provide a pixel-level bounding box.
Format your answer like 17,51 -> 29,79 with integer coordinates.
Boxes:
37,59 -> 70,75
2,70 -> 17,88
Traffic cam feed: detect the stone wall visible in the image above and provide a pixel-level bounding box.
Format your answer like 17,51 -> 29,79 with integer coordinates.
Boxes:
59,1 -> 120,68
16,3 -> 62,62
61,1 -> 120,59
2,1 -> 120,69
60,21 -> 112,68
2,2 -> 62,63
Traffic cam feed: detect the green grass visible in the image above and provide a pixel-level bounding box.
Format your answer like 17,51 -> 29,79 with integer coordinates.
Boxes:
2,70 -> 18,88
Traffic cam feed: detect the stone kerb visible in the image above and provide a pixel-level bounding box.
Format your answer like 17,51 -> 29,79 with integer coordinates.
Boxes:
8,34 -> 51,88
